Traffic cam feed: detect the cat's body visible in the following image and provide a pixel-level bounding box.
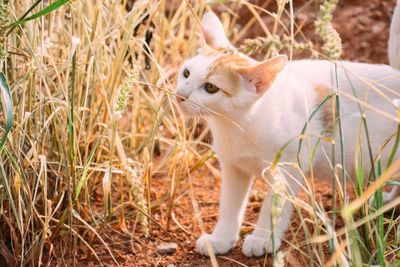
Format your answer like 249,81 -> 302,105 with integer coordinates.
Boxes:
175,3 -> 400,257
211,60 -> 400,179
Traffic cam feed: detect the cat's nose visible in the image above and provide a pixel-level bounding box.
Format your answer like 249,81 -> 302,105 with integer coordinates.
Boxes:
176,93 -> 187,103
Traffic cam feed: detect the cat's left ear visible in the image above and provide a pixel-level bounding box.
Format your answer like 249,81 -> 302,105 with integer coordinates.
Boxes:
236,55 -> 287,94
201,12 -> 233,49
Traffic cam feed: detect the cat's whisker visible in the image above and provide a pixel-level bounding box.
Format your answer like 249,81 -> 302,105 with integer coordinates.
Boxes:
180,97 -> 248,134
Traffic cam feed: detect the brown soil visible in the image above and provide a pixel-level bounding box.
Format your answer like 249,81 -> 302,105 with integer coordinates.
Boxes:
81,1 -> 397,266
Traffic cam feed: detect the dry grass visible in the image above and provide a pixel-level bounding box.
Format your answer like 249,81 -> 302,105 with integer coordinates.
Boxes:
0,0 -> 399,266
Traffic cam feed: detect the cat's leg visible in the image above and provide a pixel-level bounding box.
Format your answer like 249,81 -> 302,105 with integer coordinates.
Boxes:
197,164 -> 253,256
242,170 -> 301,257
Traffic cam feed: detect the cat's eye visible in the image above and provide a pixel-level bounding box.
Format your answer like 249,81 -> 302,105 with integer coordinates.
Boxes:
204,83 -> 219,94
183,69 -> 190,78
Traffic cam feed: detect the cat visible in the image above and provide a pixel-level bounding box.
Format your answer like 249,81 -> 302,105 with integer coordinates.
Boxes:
174,3 -> 400,257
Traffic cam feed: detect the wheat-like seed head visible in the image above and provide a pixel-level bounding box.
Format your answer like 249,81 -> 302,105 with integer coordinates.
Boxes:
315,0 -> 342,60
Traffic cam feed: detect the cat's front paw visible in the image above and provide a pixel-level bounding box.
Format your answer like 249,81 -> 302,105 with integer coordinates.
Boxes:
242,233 -> 281,257
196,233 -> 236,256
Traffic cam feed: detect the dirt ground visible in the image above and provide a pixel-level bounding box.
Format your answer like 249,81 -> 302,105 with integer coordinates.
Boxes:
82,0 -> 397,266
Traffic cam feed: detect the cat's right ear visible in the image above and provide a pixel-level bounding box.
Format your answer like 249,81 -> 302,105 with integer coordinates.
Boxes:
236,55 -> 287,95
201,12 -> 233,50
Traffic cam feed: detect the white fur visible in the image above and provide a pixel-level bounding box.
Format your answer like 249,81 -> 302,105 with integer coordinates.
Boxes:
389,0 -> 400,69
201,12 -> 234,50
176,10 -> 400,257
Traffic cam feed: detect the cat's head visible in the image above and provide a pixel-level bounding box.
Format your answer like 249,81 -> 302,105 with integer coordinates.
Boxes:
175,12 -> 287,117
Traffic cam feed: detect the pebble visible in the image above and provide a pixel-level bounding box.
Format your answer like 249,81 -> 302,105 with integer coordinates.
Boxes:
156,242 -> 178,255
358,15 -> 370,25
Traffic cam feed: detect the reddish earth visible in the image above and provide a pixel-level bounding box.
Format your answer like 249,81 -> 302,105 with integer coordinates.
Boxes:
81,1 -> 397,266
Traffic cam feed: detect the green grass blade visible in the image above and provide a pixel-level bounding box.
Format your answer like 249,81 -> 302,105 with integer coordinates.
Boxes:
6,0 -> 42,36
386,124 -> 400,170
0,72 -> 13,153
75,139 -> 100,199
375,160 -> 384,265
11,0 -> 70,27
296,93 -> 335,168
333,64 -> 346,199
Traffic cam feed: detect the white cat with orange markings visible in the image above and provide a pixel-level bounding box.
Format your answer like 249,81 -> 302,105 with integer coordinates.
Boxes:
175,3 -> 400,257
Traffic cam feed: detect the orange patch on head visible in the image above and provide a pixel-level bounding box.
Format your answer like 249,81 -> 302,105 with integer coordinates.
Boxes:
205,54 -> 251,96
211,54 -> 250,68
314,84 -> 337,135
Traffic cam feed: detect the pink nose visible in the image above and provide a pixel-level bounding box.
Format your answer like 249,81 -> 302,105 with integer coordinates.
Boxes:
176,93 -> 187,103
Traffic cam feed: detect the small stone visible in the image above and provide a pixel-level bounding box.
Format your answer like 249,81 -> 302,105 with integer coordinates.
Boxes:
358,15 -> 369,25
156,242 -> 177,255
167,264 -> 175,267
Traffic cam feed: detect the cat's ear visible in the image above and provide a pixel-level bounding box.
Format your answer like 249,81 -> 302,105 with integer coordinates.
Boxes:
201,12 -> 233,49
236,55 -> 287,94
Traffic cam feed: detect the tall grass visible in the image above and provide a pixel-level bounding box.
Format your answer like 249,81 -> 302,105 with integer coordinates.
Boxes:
0,0 -> 399,266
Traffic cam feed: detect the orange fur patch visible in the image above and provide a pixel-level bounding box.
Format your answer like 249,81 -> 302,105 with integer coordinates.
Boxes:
206,54 -> 251,96
314,84 -> 337,135
211,54 -> 250,68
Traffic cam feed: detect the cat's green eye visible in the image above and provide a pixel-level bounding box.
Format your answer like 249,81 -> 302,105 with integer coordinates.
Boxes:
204,83 -> 219,94
183,69 -> 190,78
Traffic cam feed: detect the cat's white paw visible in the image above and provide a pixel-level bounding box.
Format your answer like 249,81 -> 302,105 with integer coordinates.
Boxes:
242,234 -> 281,257
196,233 -> 236,256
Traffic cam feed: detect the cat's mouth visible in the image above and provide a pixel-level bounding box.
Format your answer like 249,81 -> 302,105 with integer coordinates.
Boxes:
177,99 -> 209,117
